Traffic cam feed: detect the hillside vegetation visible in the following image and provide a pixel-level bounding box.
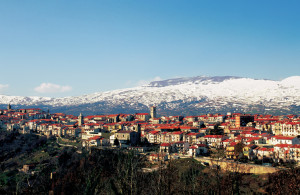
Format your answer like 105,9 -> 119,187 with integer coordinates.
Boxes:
0,131 -> 299,194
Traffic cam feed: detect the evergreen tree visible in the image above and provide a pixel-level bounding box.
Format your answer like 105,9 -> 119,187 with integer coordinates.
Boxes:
114,138 -> 120,146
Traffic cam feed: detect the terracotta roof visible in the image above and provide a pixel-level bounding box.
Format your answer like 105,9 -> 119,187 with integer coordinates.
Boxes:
197,144 -> 207,147
87,136 -> 102,141
274,144 -> 292,148
186,132 -> 200,136
160,143 -> 171,147
171,131 -> 183,135
291,144 -> 300,148
204,135 -> 223,138
273,136 -> 296,140
149,130 -> 160,135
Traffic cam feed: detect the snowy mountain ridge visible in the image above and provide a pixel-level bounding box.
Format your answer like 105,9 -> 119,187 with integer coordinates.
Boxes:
1,76 -> 300,115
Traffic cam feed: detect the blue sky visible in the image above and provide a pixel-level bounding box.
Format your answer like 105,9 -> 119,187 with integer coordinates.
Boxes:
0,0 -> 299,97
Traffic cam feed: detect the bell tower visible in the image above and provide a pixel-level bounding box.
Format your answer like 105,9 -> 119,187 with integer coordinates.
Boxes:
7,104 -> 11,110
78,113 -> 84,126
150,106 -> 157,118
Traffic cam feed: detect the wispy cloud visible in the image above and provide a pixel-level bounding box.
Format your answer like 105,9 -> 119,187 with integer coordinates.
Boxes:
0,84 -> 9,93
34,83 -> 72,93
137,76 -> 162,86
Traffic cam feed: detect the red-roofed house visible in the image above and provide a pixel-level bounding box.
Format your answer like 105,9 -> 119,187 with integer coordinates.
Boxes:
135,113 -> 150,121
225,142 -> 240,159
244,137 -> 266,145
115,131 -> 139,146
81,130 -> 102,140
281,122 -> 300,137
83,136 -> 109,147
208,114 -> 225,123
290,145 -> 300,164
148,153 -> 168,162
271,136 -> 300,145
174,141 -> 189,153
146,130 -> 160,144
273,144 -> 292,162
184,132 -> 202,144
170,131 -> 184,142
188,144 -> 209,157
222,139 -> 233,148
180,125 -> 199,133
204,135 -> 227,148
150,117 -> 161,124
254,147 -> 274,160
160,143 -> 175,153
184,116 -> 197,122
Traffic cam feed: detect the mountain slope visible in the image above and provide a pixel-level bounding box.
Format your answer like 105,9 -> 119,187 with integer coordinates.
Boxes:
1,76 -> 300,115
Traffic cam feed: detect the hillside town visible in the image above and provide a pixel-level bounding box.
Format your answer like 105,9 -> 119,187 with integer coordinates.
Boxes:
1,104 -> 300,167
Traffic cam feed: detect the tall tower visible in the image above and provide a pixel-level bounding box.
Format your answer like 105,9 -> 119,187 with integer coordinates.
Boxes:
78,113 -> 84,126
7,104 -> 11,110
150,106 -> 157,118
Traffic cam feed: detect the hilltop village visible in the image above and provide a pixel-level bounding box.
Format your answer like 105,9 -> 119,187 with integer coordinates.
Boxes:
1,104 -> 300,166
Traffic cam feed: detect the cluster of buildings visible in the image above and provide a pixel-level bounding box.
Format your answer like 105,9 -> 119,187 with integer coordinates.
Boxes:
1,104 -> 300,165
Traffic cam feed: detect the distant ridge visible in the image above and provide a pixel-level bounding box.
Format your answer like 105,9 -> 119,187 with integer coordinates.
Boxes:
1,76 -> 300,115
147,76 -> 242,87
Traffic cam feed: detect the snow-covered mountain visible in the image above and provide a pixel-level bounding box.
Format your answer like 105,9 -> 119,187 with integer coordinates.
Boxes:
1,76 -> 300,115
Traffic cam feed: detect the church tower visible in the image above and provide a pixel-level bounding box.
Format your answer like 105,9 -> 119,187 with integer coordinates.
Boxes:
78,113 -> 84,126
7,104 -> 11,110
150,106 -> 157,118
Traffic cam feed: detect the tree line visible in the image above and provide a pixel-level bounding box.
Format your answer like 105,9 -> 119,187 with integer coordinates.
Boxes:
0,131 -> 300,194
